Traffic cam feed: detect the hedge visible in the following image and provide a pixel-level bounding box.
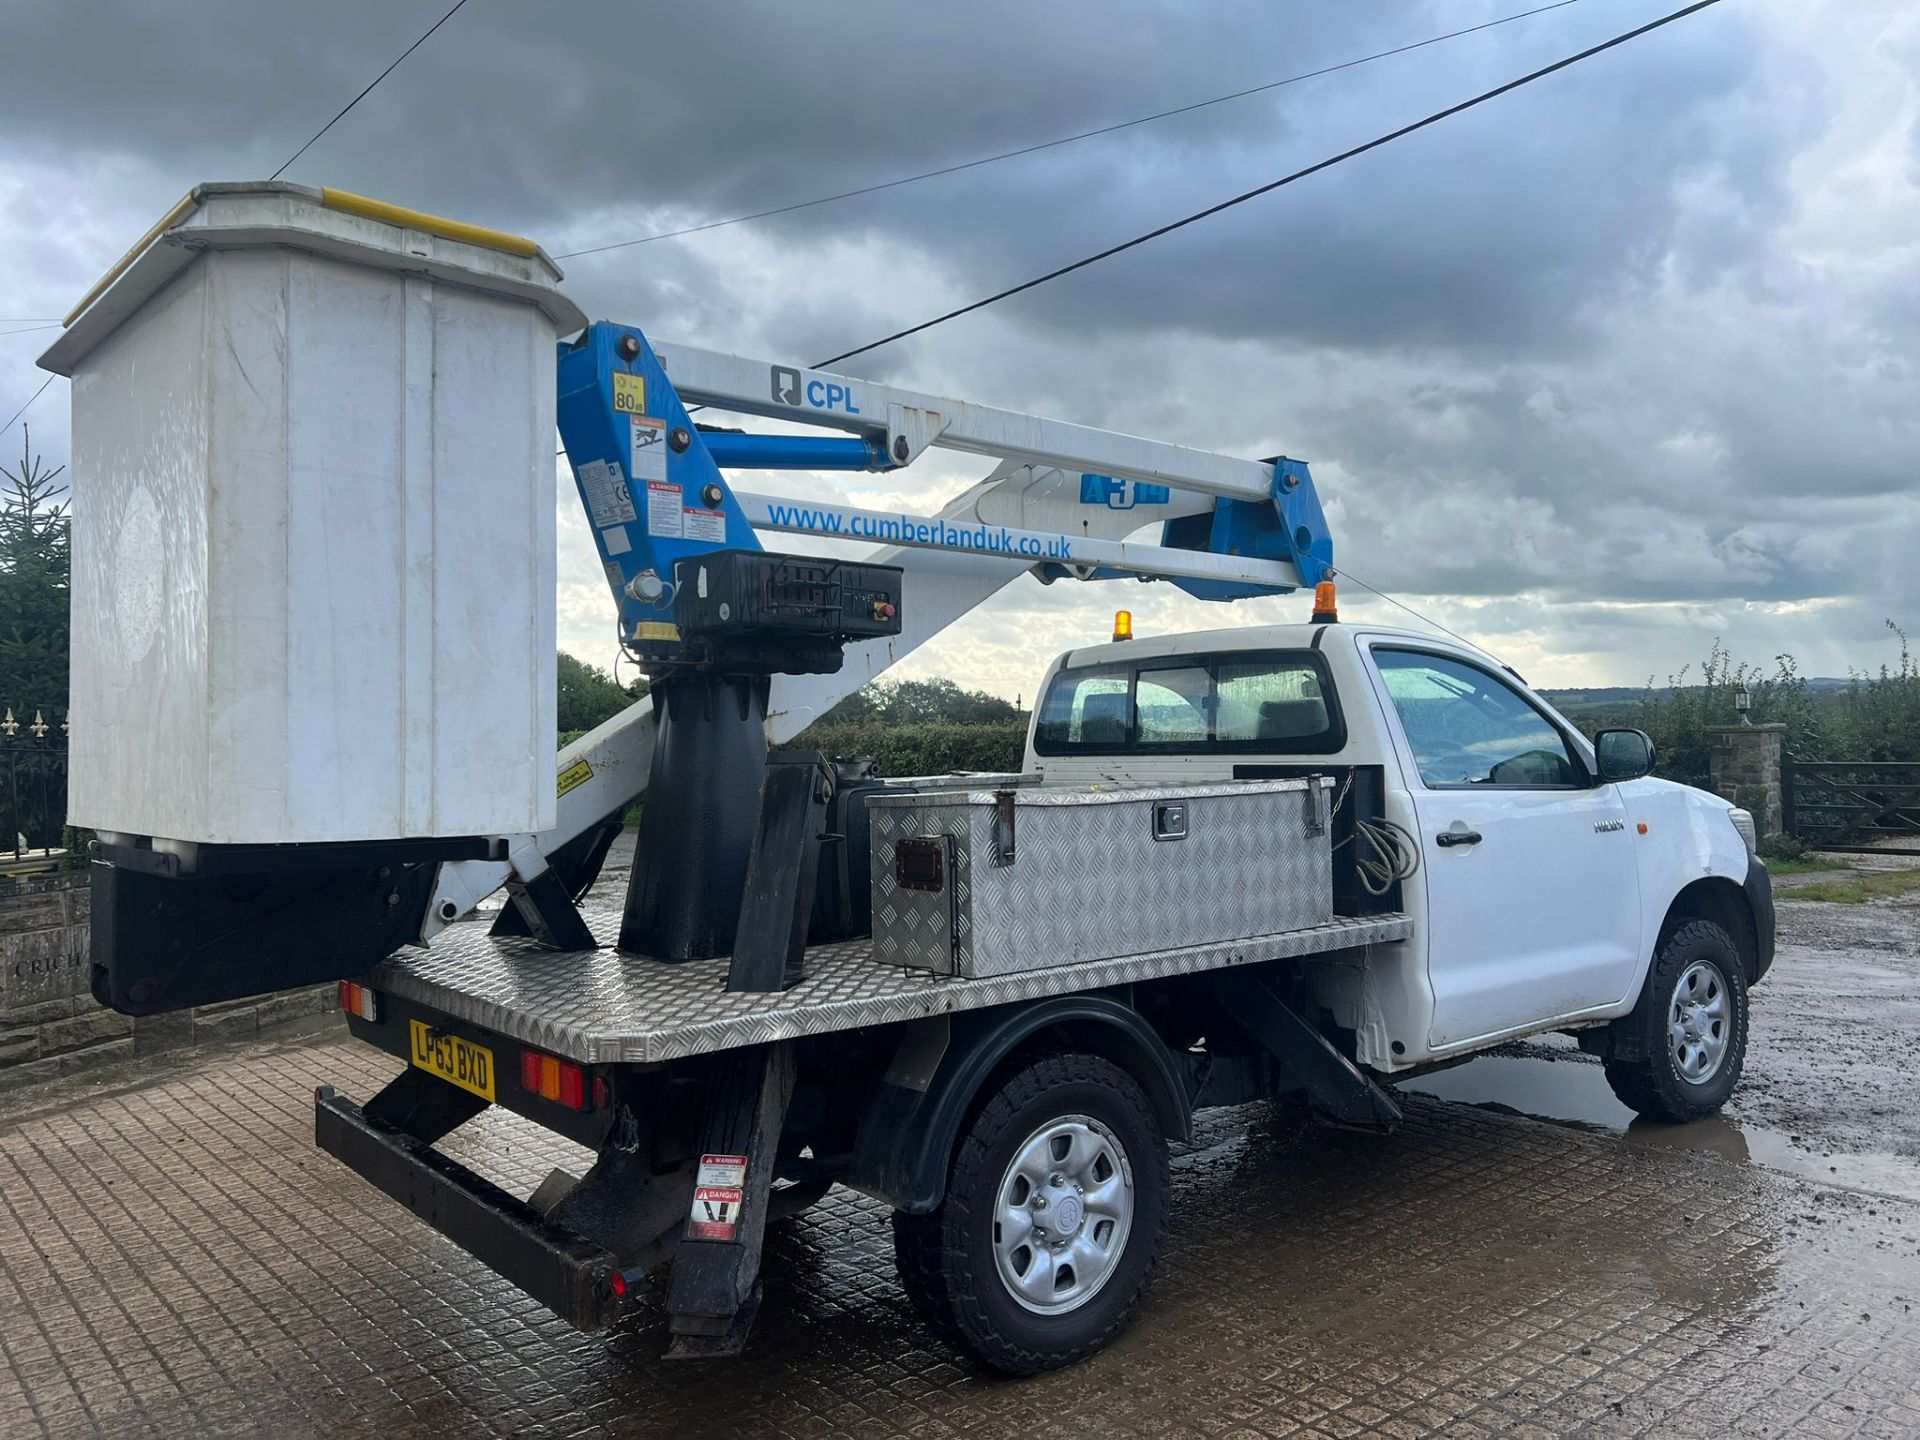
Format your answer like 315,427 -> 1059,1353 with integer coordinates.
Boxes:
781,719 -> 1028,777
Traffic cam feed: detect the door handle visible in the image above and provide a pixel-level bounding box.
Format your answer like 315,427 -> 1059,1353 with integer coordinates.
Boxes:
1435,829 -> 1482,848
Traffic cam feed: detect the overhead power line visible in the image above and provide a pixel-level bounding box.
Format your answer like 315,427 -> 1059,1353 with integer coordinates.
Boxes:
1334,567 -> 1503,658
2,1 -> 474,440
269,0 -> 474,181
1,377 -> 53,441
0,324 -> 62,338
815,0 -> 1726,369
555,0 -> 1585,262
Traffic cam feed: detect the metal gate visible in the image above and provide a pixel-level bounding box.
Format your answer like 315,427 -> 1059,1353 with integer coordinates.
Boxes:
1782,758 -> 1920,857
1,709 -> 69,867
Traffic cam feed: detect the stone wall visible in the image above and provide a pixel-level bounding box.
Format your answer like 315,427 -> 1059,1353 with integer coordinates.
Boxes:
0,868 -> 337,1092
1705,723 -> 1785,837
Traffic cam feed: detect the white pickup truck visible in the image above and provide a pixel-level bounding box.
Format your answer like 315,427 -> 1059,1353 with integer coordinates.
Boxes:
1027,620 -> 1774,1105
317,614 -> 1773,1376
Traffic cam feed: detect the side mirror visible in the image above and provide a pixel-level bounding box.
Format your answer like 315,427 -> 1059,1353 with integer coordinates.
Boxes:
1594,728 -> 1655,783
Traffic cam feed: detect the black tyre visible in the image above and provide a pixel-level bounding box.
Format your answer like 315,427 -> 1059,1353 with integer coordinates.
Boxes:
892,1052 -> 1170,1374
1603,920 -> 1749,1123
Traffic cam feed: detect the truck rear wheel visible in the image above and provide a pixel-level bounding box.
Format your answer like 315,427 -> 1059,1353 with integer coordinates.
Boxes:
1603,919 -> 1749,1123
892,1052 -> 1169,1374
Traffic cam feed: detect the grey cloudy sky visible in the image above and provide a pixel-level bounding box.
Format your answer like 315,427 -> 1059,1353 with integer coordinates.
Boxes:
3,0 -> 1916,695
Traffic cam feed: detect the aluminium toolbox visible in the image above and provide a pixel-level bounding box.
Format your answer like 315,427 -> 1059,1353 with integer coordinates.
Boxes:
811,767 -> 1030,942
867,778 -> 1333,977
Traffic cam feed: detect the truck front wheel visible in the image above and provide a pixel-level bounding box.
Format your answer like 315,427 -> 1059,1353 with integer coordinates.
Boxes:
892,1052 -> 1170,1374
1603,920 -> 1749,1123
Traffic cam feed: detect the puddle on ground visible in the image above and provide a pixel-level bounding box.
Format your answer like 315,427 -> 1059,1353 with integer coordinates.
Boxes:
1403,1054 -> 1920,1204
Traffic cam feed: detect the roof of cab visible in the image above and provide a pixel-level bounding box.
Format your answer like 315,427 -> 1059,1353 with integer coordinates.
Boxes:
1054,621 -> 1475,670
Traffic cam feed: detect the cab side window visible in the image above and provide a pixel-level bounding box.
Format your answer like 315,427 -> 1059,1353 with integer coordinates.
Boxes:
1033,665 -> 1132,749
1374,649 -> 1579,788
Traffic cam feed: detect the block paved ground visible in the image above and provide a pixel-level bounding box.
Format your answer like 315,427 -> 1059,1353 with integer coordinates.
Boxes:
2,1021 -> 1918,1438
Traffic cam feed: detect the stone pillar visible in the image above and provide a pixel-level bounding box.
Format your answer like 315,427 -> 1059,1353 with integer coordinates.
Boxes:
1704,724 -> 1785,837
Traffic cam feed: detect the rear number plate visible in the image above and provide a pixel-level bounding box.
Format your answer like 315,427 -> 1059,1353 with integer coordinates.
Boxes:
408,1020 -> 495,1102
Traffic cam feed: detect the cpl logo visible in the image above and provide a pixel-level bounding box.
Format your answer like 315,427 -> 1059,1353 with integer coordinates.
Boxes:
770,365 -> 861,415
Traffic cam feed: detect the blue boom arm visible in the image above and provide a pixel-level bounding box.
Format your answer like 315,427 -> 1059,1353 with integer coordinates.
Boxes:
557,321 -> 1333,638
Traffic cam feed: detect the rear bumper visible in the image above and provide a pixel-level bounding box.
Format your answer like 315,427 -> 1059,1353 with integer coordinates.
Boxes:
313,1086 -> 622,1330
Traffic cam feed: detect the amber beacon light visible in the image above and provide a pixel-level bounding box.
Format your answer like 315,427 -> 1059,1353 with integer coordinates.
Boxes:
1310,580 -> 1339,624
1112,610 -> 1134,642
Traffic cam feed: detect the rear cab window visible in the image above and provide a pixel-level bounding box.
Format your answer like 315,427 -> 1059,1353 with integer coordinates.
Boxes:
1034,650 -> 1343,755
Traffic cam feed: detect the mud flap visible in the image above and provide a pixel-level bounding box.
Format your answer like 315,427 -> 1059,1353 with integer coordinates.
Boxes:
1214,970 -> 1402,1133
664,1042 -> 796,1358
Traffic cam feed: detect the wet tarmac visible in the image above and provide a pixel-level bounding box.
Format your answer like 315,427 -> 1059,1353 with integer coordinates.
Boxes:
2,889 -> 1918,1436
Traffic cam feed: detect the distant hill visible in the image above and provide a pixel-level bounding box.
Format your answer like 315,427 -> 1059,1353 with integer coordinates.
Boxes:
1541,679 -> 1854,718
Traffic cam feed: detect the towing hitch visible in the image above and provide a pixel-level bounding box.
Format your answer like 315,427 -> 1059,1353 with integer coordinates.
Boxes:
313,1085 -> 625,1330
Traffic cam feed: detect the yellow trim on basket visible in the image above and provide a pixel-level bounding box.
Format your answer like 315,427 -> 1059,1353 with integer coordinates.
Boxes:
63,185 -> 542,329
319,188 -> 539,258
63,190 -> 199,326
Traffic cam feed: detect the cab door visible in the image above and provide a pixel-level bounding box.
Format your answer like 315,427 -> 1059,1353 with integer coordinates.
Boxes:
1365,645 -> 1643,1049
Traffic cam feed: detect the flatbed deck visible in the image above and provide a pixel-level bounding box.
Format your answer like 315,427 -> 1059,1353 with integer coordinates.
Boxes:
370,904 -> 1413,1064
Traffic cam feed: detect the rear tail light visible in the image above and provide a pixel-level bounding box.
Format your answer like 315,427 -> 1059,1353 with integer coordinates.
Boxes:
337,980 -> 379,1022
518,1046 -> 592,1111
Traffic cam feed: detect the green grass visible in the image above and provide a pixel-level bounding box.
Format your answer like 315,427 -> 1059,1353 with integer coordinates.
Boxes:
1764,854 -> 1852,876
1779,868 -> 1920,904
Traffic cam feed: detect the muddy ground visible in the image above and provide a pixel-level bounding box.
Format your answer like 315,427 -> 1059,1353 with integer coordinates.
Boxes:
1408,873 -> 1920,1202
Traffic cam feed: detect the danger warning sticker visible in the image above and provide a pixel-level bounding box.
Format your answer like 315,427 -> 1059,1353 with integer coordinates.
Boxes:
646,480 -> 683,538
689,1185 -> 744,1241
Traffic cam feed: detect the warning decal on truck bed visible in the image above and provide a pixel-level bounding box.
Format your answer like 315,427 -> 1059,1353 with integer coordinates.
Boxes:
689,1186 -> 743,1240
696,1153 -> 747,1187
688,1152 -> 749,1240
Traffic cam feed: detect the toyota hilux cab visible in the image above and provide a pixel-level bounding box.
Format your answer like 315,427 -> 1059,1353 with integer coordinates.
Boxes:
1026,618 -> 1774,1108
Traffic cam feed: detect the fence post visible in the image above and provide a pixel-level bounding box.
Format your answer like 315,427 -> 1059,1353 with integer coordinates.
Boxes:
1704,724 -> 1785,838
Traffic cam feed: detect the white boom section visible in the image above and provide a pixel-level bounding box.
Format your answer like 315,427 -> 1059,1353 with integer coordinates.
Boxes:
734,490 -> 1299,590
651,341 -> 1277,502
